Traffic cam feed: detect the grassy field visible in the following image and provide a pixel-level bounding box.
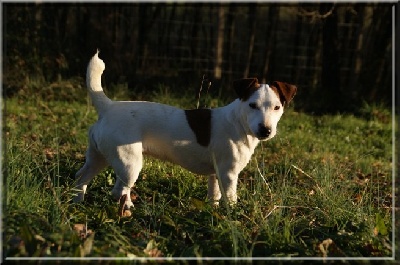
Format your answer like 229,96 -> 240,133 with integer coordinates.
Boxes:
2,79 -> 395,262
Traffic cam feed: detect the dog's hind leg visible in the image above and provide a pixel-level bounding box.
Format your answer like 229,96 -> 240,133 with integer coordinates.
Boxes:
110,143 -> 143,211
74,144 -> 108,203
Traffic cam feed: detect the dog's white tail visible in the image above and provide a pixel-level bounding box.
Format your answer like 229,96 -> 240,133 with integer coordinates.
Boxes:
86,50 -> 112,115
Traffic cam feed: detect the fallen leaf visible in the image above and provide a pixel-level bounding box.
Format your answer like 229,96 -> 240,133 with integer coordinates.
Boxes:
318,238 -> 333,257
317,238 -> 345,257
73,224 -> 93,239
81,232 -> 95,256
191,197 -> 206,210
374,213 -> 388,236
144,239 -> 164,257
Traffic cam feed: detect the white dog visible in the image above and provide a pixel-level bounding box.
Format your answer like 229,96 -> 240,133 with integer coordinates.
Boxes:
74,51 -> 296,216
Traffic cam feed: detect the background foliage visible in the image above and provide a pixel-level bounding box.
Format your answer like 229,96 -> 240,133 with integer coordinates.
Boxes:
3,2 -> 394,113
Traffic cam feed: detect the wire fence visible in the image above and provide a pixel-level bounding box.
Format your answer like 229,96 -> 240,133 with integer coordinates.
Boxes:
3,3 -> 393,112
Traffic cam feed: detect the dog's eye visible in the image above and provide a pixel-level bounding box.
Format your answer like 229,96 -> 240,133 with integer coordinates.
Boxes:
249,103 -> 258,109
274,106 -> 281,110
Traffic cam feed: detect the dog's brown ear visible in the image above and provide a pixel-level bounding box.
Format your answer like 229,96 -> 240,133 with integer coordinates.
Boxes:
233,78 -> 260,101
271,81 -> 297,106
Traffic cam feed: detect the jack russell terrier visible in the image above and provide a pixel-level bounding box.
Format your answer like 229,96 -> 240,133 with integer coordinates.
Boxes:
74,51 -> 297,216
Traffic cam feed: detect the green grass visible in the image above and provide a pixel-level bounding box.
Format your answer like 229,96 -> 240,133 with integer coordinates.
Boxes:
2,80 -> 394,261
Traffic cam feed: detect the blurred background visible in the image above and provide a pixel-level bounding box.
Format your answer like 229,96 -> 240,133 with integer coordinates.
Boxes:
3,2 -> 395,113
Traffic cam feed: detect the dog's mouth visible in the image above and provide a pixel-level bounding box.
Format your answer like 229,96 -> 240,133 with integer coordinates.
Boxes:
256,134 -> 274,141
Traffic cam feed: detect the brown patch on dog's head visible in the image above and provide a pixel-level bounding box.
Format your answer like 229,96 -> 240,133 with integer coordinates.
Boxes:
185,109 -> 212,147
270,81 -> 297,107
233,78 -> 261,101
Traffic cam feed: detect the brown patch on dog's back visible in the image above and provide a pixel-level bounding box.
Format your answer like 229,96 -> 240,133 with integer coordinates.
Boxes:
185,109 -> 211,147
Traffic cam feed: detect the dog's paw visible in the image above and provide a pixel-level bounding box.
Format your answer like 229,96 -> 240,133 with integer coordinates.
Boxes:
118,194 -> 133,217
122,209 -> 132,217
73,192 -> 85,203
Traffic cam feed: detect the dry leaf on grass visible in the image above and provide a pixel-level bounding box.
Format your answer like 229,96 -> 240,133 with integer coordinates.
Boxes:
80,232 -> 95,257
318,238 -> 345,257
73,224 -> 93,240
144,239 -> 164,257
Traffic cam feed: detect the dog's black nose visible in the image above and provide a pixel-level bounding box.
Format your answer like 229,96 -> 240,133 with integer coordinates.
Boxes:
258,124 -> 271,139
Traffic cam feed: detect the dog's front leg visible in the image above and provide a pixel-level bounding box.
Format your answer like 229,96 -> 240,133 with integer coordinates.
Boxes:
207,175 -> 222,205
208,172 -> 238,205
219,173 -> 238,204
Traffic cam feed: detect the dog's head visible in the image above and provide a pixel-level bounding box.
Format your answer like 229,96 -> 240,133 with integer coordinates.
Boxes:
233,78 -> 297,141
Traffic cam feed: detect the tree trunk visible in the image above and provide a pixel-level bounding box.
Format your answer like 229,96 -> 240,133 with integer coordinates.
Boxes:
291,7 -> 303,84
359,5 -> 392,102
261,5 -> 279,83
243,4 -> 257,77
350,5 -> 368,99
214,4 -> 225,80
320,3 -> 341,112
225,4 -> 236,86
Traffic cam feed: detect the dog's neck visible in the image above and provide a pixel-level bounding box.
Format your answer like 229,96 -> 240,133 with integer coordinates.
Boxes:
220,99 -> 260,149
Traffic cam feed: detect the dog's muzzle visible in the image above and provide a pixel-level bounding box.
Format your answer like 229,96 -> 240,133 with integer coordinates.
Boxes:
257,124 -> 272,140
